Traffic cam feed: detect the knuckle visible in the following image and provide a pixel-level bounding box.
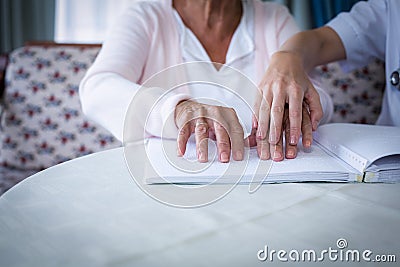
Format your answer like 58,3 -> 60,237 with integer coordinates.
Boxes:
269,80 -> 281,91
260,102 -> 271,113
195,124 -> 208,135
272,105 -> 284,114
257,138 -> 269,145
290,84 -> 304,96
182,105 -> 195,117
178,127 -> 189,136
290,126 -> 301,133
289,109 -> 302,119
217,140 -> 230,149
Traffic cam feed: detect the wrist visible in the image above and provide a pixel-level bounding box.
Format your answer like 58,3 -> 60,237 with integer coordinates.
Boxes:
271,51 -> 303,66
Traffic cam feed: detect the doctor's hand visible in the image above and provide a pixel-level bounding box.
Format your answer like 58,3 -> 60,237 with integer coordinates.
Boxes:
253,51 -> 323,160
175,100 -> 245,163
273,104 -> 314,161
247,104 -> 313,161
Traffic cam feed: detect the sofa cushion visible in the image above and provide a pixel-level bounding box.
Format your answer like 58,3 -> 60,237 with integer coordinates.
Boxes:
0,46 -> 121,170
317,59 -> 385,124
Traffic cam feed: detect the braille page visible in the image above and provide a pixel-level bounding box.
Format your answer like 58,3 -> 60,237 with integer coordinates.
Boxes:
144,137 -> 358,185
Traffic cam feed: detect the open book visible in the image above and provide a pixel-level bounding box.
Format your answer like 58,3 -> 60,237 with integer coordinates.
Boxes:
144,123 -> 400,184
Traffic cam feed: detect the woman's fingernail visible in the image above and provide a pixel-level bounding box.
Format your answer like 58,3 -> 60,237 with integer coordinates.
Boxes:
220,152 -> 229,162
273,150 -> 281,160
287,149 -> 295,158
304,139 -> 311,148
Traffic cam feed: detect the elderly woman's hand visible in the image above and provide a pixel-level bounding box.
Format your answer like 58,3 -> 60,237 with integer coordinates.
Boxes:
253,51 -> 323,160
175,100 -> 245,163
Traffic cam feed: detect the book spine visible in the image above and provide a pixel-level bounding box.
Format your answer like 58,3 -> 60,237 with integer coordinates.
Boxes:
364,172 -> 377,183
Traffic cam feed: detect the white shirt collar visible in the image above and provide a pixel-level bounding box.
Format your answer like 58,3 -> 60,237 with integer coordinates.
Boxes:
173,1 -> 254,65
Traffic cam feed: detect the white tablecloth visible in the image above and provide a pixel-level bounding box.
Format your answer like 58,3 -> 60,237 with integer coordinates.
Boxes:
0,148 -> 399,267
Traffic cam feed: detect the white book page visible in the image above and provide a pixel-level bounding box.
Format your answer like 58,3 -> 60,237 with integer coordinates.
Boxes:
367,155 -> 400,172
144,137 -> 357,184
314,123 -> 400,172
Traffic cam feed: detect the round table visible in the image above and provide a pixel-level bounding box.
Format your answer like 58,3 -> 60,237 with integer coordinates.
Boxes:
0,147 -> 399,267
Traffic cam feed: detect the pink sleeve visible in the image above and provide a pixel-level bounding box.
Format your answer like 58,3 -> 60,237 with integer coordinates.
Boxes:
80,2 -> 189,141
80,73 -> 189,142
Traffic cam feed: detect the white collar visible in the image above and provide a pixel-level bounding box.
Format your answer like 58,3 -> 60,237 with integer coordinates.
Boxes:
173,1 -> 254,65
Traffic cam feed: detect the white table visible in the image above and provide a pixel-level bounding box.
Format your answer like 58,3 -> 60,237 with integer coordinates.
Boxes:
0,147 -> 399,267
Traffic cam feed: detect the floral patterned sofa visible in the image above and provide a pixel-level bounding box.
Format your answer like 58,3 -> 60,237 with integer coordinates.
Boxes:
0,43 -> 121,194
0,43 -> 385,195
315,59 -> 385,124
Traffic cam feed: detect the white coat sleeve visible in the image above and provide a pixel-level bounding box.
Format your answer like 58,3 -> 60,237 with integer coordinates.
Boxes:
327,0 -> 387,71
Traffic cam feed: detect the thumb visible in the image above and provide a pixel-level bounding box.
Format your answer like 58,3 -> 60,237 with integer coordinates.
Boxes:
304,83 -> 323,131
